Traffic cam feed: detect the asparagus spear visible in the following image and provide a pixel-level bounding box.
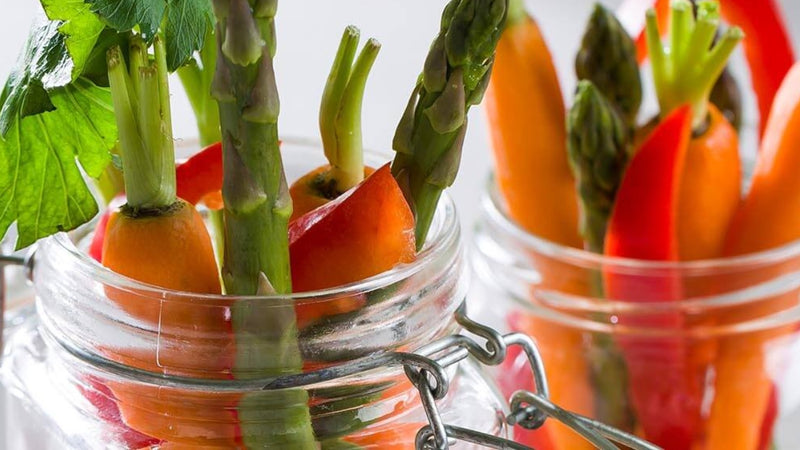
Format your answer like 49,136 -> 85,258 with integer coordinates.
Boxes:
212,0 -> 315,448
575,3 -> 642,128
567,80 -> 636,432
391,0 -> 507,249
319,26 -> 381,193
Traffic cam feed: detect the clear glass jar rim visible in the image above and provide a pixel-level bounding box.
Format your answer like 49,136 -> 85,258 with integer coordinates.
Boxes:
484,175 -> 800,271
46,142 -> 459,305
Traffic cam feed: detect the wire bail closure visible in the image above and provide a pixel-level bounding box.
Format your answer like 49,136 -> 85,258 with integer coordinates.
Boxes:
0,250 -> 658,449
407,303 -> 661,450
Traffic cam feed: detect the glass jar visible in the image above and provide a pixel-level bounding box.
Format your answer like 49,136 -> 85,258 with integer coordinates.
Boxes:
0,142 -> 508,449
469,178 -> 800,450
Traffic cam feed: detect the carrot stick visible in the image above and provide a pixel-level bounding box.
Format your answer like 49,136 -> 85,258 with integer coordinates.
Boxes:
710,61 -> 800,450
484,0 -> 581,248
102,36 -> 231,446
644,1 -> 743,260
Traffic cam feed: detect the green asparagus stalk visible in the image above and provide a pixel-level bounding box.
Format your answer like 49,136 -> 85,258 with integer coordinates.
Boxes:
212,0 -> 315,448
319,26 -> 381,192
575,3 -> 642,127
567,81 -> 630,253
391,0 -> 507,249
567,80 -> 636,432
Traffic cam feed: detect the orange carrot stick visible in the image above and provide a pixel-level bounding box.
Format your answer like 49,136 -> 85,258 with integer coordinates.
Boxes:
708,61 -> 800,450
484,0 -> 581,248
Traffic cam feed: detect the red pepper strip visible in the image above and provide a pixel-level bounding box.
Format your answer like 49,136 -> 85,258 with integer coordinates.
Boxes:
621,0 -> 796,137
719,0 -> 796,137
604,106 -> 698,449
88,196 -> 125,262
757,388 -> 779,450
176,141 -> 223,205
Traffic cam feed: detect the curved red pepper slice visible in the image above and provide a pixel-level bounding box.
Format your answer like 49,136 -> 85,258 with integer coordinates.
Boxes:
604,106 -> 698,449
620,0 -> 796,138
176,141 -> 223,206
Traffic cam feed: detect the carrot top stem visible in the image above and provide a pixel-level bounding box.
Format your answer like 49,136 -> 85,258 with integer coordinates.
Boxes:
647,0 -> 743,130
320,26 -> 380,192
506,0 -> 527,27
106,37 -> 177,211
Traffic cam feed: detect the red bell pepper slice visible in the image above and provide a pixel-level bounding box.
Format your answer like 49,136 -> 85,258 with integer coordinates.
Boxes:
604,106 -> 698,449
176,141 -> 223,206
620,0 -> 796,137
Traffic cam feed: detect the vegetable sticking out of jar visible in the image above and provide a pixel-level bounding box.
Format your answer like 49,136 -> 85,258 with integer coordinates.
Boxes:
483,0 -> 582,248
604,105 -> 695,450
291,26 -> 381,221
645,0 -> 742,261
102,37 -> 221,298
392,0 -> 507,250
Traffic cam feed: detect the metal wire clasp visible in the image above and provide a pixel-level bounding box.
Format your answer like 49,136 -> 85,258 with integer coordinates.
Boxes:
403,303 -> 661,450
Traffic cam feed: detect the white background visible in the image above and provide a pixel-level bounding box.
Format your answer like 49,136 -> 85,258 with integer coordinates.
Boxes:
1,0 -> 798,232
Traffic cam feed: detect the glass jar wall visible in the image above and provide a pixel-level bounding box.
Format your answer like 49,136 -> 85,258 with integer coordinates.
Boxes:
469,178 -> 800,450
0,143 -> 508,449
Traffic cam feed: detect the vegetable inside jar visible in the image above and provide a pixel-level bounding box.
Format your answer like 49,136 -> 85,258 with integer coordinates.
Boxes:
469,177 -> 800,450
0,142 -> 508,450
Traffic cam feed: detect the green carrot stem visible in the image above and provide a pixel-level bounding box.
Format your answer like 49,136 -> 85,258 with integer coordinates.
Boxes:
107,45 -> 176,210
647,0 -> 743,129
178,28 -> 222,146
320,26 -> 359,171
331,37 -> 380,190
506,0 -> 527,27
319,27 -> 380,192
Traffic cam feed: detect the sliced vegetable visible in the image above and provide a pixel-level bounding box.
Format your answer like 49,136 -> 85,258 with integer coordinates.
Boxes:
484,0 -> 581,248
392,0 -> 506,249
604,105 -> 698,449
176,141 -> 223,206
289,163 -> 415,299
646,0 -> 742,261
101,36 -> 230,447
710,62 -> 800,450
290,26 -> 380,221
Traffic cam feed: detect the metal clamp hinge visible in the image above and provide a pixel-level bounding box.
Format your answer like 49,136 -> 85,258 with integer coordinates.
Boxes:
403,302 -> 661,450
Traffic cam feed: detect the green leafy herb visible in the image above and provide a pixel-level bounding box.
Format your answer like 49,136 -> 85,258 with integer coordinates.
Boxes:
0,78 -> 116,249
87,0 -> 214,71
41,0 -> 106,79
0,0 -> 215,248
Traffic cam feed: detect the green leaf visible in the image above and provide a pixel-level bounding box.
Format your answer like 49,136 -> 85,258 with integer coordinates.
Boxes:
88,0 -> 167,40
0,0 -> 107,137
86,0 -> 214,72
0,21 -> 67,136
41,0 -> 106,80
165,0 -> 214,71
0,78 -> 116,249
